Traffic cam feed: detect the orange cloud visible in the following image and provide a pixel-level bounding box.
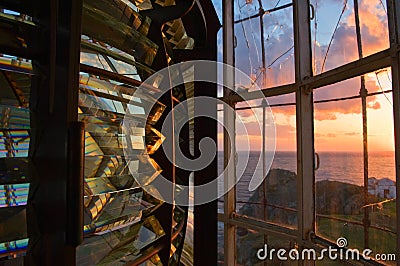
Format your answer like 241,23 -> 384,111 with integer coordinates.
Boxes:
232,0 -> 389,123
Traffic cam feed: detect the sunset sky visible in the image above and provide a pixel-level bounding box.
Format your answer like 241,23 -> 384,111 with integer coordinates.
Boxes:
214,0 -> 395,152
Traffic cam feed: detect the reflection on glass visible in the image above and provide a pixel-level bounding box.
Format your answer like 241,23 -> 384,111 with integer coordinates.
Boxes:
82,1 -> 158,66
78,13 -> 171,261
77,215 -> 165,265
0,184 -> 29,207
0,55 -> 32,74
77,0 -> 193,263
84,189 -> 157,235
0,238 -> 28,257
0,106 -> 30,158
79,80 -> 165,234
85,0 -> 151,36
163,19 -> 195,50
0,50 -> 32,260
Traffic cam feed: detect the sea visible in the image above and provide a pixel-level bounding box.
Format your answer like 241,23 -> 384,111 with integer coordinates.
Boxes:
184,151 -> 396,263
217,150 -> 396,211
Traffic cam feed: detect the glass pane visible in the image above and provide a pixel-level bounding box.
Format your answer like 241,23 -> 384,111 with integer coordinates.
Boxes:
80,37 -> 155,80
262,6 -> 294,89
0,12 -> 36,61
314,89 -> 364,249
310,0 -> 358,74
234,7 -> 262,86
366,69 -> 396,265
235,93 -> 297,229
163,19 -> 195,50
234,2 -> 294,90
236,226 -> 296,265
358,0 -> 389,57
170,207 -> 187,265
314,69 -> 396,265
82,0 -> 158,66
261,0 -> 292,9
77,215 -> 165,265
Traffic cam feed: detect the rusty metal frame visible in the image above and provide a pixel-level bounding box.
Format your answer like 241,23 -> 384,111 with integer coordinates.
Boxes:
223,48 -> 394,103
222,0 -> 237,265
386,0 -> 400,262
25,0 -> 83,264
353,0 -> 371,250
293,1 -> 315,266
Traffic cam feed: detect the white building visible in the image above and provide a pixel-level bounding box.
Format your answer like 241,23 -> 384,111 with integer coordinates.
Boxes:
368,177 -> 396,199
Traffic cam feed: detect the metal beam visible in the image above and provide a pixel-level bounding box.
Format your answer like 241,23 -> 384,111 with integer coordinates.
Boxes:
353,0 -> 370,250
178,1 -> 221,265
193,67 -> 219,266
293,1 -> 315,266
256,1 -> 269,263
307,48 -> 392,89
222,83 -> 296,103
234,3 -> 293,24
80,40 -> 155,77
218,213 -> 297,240
221,48 -> 393,104
223,0 -> 236,265
26,0 -> 83,264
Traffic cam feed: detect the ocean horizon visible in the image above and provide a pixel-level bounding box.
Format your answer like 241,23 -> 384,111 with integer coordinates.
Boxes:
218,150 -> 395,184
217,150 -> 395,212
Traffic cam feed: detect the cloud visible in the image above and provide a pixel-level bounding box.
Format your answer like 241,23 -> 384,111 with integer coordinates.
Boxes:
275,123 -> 296,138
226,0 -> 389,122
236,108 -> 257,118
234,5 -> 295,89
314,0 -> 389,72
310,0 -> 389,118
314,112 -> 338,121
367,100 -> 381,109
356,0 -> 389,56
344,132 -> 359,136
315,133 -> 337,138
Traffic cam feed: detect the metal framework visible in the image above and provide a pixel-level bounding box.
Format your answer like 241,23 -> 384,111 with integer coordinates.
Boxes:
220,0 -> 400,265
387,0 -> 400,263
0,0 -> 399,264
0,1 -> 220,265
